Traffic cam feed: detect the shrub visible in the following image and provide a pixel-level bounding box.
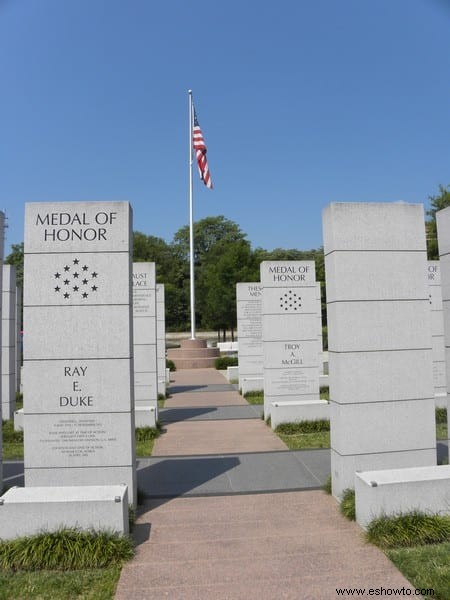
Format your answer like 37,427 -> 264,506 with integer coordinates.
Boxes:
275,420 -> 330,434
166,359 -> 176,371
340,489 -> 356,521
135,426 -> 160,442
366,512 -> 450,549
436,407 -> 447,424
2,420 -> 23,443
322,475 -> 332,495
214,356 -> 238,370
0,529 -> 134,571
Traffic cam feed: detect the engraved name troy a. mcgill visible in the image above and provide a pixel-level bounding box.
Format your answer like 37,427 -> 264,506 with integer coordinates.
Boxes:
53,257 -> 99,300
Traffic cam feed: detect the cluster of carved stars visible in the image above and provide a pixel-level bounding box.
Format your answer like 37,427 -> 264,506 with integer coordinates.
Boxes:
53,258 -> 99,300
279,290 -> 301,311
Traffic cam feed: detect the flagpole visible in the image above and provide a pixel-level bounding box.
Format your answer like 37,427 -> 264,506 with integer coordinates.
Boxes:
188,89 -> 196,340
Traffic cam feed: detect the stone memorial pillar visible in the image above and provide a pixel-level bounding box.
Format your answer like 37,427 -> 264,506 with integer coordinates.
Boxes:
132,263 -> 158,426
323,203 -> 436,499
23,202 -> 136,504
15,286 -> 22,393
236,283 -> 263,391
260,261 -> 320,420
436,207 -> 450,450
0,211 -> 4,492
2,265 -> 16,420
427,261 -> 447,407
156,284 -> 166,397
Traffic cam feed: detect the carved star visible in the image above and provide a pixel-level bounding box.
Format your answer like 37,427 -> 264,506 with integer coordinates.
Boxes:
64,279 -> 70,285
64,265 -> 70,272
82,278 -> 88,285
82,292 -> 88,298
73,286 -> 79,292
91,285 -> 97,292
73,258 -> 79,265
54,272 -> 61,279
55,286 -> 60,292
73,272 -> 79,278
63,292 -> 70,299
91,272 -> 98,278
82,265 -> 89,271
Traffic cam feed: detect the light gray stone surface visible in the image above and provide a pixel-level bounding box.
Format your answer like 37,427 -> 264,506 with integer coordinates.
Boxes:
133,263 -> 158,415
236,283 -> 263,390
15,286 -> 22,393
260,262 -> 321,421
156,284 -> 166,397
436,206 -> 450,450
1,266 -> 16,419
270,400 -> 329,429
428,261 -> 447,405
0,485 -> 128,540
355,465 -> 450,529
23,202 -> 136,504
0,211 -> 5,492
323,203 -> 436,499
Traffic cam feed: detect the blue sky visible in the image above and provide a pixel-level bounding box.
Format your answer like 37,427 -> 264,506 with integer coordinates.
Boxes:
1,0 -> 448,257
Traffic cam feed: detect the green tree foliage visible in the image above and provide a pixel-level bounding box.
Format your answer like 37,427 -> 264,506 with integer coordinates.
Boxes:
5,242 -> 24,289
426,184 -> 450,259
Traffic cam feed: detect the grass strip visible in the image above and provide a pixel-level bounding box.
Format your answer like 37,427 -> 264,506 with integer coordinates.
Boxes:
277,431 -> 330,449
0,530 -> 133,572
340,489 -> 356,521
244,391 -> 264,405
0,567 -> 122,600
366,512 -> 450,550
387,542 -> 450,600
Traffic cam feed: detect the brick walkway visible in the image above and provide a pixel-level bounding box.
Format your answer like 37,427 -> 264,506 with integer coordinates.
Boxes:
115,368 -> 416,599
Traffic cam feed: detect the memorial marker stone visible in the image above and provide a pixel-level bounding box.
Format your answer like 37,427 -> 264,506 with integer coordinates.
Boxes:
0,211 -> 4,493
156,283 -> 166,397
2,265 -> 16,420
436,207 -> 450,450
15,286 -> 22,393
23,202 -> 136,504
260,261 -> 320,420
132,262 -> 158,423
323,203 -> 436,499
236,283 -> 263,390
428,261 -> 447,406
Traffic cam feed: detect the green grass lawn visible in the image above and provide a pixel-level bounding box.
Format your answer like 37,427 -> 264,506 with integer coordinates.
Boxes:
277,430 -> 330,449
387,542 -> 450,600
0,567 -> 122,600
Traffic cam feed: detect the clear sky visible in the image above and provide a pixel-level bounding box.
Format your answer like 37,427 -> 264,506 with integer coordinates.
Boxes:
1,0 -> 448,257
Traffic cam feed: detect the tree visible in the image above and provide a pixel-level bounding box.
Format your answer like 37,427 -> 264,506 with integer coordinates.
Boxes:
426,184 -> 450,259
5,242 -> 24,289
198,239 -> 258,340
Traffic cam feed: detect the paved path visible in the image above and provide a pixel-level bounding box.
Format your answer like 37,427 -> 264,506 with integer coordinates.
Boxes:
116,368 -> 417,599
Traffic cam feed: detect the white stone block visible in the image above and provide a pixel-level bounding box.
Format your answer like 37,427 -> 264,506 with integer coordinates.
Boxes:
134,406 -> 157,428
270,400 -> 329,429
14,408 -> 23,431
355,466 -> 450,529
227,366 -> 239,381
331,449 -> 437,498
237,282 -> 263,391
330,399 -> 436,455
165,368 -> 170,384
322,203 -> 427,253
0,485 -> 129,540
241,377 -> 264,395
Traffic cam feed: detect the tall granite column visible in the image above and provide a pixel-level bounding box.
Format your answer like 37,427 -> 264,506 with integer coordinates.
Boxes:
156,284 -> 166,397
436,207 -> 450,451
323,203 -> 436,499
132,262 -> 158,423
23,202 -> 136,504
427,261 -> 447,406
260,261 -> 320,420
2,265 -> 16,420
236,283 -> 263,391
0,211 -> 5,492
15,286 -> 22,393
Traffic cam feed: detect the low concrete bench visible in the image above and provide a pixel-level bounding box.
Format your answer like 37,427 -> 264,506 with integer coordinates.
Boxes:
0,485 -> 129,540
270,399 -> 330,429
226,366 -> 239,381
241,377 -> 264,395
14,408 -> 23,431
135,405 -> 157,428
355,465 -> 450,529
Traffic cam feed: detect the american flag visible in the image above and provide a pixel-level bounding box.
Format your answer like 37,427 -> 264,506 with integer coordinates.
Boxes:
193,107 -> 213,189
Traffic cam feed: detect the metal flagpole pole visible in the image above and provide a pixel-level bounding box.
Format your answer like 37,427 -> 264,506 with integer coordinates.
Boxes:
188,89 -> 196,340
